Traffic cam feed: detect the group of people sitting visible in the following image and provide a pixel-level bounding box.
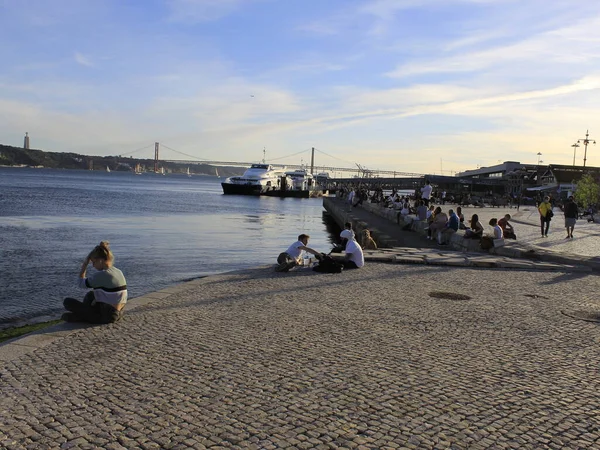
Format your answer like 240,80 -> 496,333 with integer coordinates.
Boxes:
275,223 -> 371,273
424,206 -> 517,245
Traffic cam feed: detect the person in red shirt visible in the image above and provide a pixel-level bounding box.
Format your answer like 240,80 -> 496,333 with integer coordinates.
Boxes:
498,214 -> 516,239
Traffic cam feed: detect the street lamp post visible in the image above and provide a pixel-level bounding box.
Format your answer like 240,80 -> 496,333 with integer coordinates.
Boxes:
577,130 -> 596,167
571,143 -> 580,166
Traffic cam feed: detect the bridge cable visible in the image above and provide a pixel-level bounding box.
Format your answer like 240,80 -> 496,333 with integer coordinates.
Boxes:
160,144 -> 210,162
268,148 -> 312,162
314,148 -> 357,166
119,143 -> 155,157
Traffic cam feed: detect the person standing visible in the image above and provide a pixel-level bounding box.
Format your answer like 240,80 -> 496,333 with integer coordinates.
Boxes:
563,196 -> 578,239
421,180 -> 432,206
276,234 -> 322,272
62,241 -> 127,324
538,196 -> 553,237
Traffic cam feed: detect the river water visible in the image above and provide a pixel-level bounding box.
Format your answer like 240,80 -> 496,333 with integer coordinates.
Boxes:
0,168 -> 339,329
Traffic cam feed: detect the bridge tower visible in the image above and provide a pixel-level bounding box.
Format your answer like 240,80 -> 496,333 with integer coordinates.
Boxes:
154,142 -> 159,173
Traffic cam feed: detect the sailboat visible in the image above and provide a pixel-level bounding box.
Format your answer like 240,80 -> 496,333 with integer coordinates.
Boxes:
106,166 -> 111,173
187,167 -> 191,177
215,167 -> 219,177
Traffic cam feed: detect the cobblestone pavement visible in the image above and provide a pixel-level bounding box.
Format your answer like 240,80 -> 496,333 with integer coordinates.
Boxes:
2,264 -> 600,449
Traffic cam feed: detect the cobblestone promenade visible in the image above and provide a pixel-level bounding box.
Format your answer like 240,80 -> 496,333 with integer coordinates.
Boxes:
2,264 -> 600,449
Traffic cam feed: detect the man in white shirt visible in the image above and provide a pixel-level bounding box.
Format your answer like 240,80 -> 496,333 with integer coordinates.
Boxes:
421,180 -> 432,206
340,223 -> 355,249
342,234 -> 364,269
275,234 -> 322,272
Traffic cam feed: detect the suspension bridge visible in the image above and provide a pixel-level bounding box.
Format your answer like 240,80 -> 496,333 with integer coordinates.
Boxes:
117,142 -> 425,178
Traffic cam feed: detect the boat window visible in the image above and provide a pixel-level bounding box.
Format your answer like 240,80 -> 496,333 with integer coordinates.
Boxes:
250,164 -> 269,169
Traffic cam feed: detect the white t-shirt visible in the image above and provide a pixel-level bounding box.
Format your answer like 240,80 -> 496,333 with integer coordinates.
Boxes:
345,240 -> 364,268
493,225 -> 503,239
421,184 -> 432,199
285,241 -> 304,259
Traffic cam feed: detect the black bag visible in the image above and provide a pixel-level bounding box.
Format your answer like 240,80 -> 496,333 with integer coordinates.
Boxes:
480,236 -> 494,250
546,210 -> 554,219
313,255 -> 344,273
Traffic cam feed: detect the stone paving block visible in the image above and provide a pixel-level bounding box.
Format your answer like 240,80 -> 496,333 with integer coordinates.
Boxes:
393,256 -> 426,265
364,255 -> 397,263
496,261 -> 536,269
425,257 -> 469,267
469,259 -> 499,268
138,291 -> 174,300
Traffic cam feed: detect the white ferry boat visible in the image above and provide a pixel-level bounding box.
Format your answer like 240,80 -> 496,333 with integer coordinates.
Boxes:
221,163 -> 287,195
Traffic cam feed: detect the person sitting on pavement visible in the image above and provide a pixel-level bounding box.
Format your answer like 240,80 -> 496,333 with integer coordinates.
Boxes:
62,241 -> 127,324
426,204 -> 435,220
489,218 -> 504,239
563,196 -> 578,239
427,207 -> 448,241
456,206 -> 466,229
360,229 -> 378,250
498,214 -> 516,239
439,209 -> 459,244
464,214 -> 484,239
276,234 -> 322,272
342,233 -> 364,269
340,222 -> 355,248
416,200 -> 428,221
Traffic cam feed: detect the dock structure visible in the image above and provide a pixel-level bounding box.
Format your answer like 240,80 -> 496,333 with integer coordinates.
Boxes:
324,174 -> 507,197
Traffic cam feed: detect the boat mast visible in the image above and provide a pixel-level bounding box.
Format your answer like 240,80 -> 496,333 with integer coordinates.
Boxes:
310,147 -> 315,175
262,147 -> 266,164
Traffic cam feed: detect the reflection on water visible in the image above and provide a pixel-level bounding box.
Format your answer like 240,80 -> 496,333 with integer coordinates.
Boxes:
0,168 -> 340,328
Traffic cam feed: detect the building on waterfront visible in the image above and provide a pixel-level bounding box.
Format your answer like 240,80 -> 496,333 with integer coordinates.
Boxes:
532,164 -> 600,198
23,132 -> 30,149
456,161 -> 538,179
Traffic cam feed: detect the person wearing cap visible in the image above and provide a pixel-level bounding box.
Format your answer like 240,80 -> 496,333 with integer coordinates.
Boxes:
342,232 -> 364,269
275,234 -> 322,272
538,196 -> 553,237
340,222 -> 355,248
563,196 -> 578,239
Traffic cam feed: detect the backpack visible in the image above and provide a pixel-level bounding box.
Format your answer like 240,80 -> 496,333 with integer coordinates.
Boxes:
480,236 -> 494,250
313,255 -> 344,273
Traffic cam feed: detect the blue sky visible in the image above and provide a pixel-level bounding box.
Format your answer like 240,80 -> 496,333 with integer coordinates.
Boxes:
1,0 -> 600,174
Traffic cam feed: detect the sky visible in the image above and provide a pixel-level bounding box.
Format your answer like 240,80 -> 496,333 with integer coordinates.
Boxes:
1,0 -> 600,175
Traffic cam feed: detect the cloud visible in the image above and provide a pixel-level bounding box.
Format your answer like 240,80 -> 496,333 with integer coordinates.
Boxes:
74,52 -> 94,67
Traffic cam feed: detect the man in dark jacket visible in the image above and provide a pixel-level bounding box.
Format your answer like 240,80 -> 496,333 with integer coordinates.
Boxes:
563,196 -> 578,239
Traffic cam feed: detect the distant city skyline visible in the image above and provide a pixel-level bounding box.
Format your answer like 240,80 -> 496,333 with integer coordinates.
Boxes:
1,0 -> 600,174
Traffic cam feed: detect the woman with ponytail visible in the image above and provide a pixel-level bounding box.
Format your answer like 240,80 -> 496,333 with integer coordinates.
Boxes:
62,241 -> 128,324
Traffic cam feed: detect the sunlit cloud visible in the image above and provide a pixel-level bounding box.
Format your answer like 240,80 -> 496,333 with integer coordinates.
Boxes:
74,52 -> 94,67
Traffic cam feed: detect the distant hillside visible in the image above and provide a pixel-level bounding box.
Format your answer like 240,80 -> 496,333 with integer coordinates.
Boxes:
0,144 -> 243,177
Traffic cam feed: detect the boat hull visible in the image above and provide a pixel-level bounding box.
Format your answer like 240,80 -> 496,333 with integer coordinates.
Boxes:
221,182 -> 267,196
263,189 -> 323,198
